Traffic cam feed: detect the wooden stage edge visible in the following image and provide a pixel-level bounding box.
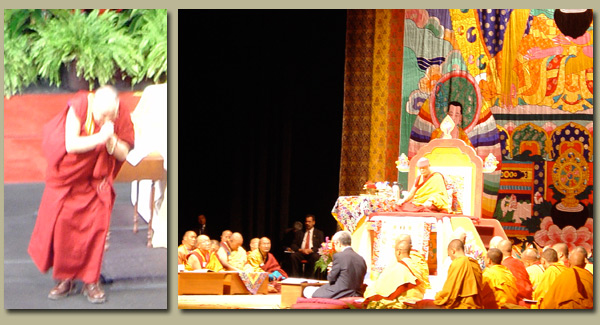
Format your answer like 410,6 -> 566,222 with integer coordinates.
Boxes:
178,294 -> 283,309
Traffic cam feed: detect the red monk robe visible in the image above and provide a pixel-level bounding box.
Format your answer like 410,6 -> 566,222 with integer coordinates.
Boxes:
27,91 -> 135,284
501,256 -> 533,303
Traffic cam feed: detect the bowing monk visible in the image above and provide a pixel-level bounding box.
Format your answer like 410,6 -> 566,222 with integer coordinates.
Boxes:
396,157 -> 450,213
185,235 -> 223,272
28,86 -> 134,304
434,239 -> 484,309
178,230 -> 197,265
532,248 -> 568,309
247,237 -> 288,281
364,236 -> 428,309
498,240 -> 532,304
480,248 -> 518,309
539,246 -> 593,309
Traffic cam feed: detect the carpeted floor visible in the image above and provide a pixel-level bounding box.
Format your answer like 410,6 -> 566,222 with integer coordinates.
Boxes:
3,182 -> 167,309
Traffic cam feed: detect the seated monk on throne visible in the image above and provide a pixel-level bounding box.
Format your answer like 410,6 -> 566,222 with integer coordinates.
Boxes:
395,157 -> 450,213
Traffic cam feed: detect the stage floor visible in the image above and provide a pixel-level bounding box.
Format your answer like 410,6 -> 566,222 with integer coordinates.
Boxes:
178,294 -> 283,309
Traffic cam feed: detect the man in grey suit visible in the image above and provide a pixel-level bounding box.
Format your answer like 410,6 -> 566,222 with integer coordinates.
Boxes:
290,214 -> 325,279
308,230 -> 367,299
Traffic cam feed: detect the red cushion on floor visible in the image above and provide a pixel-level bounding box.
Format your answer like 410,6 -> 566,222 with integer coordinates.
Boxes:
291,303 -> 347,309
338,296 -> 365,309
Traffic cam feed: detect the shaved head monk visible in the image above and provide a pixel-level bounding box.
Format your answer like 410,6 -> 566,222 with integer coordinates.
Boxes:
480,248 -> 518,309
552,243 -> 570,267
178,231 -> 197,265
522,247 -> 544,290
185,235 -> 223,272
247,237 -> 288,282
532,248 -> 568,309
28,85 -> 134,304
498,239 -> 532,304
217,232 -> 247,271
364,235 -> 428,309
434,239 -> 483,309
395,157 -> 451,213
539,246 -> 593,309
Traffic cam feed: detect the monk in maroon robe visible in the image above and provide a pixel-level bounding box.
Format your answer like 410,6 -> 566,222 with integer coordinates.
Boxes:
27,86 -> 134,304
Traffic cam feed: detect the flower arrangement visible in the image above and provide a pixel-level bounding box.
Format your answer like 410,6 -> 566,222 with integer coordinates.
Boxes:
314,237 -> 334,273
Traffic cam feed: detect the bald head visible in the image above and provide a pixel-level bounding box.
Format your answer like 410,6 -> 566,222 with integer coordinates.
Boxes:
196,235 -> 211,252
229,232 -> 244,250
487,248 -> 503,265
541,248 -> 558,263
569,246 -> 587,268
521,248 -> 540,267
395,239 -> 412,262
258,237 -> 271,254
182,231 -> 198,248
553,243 -> 569,261
395,234 -> 412,246
498,239 -> 513,257
92,85 -> 119,123
448,239 -> 465,260
489,236 -> 504,249
220,230 -> 232,243
249,238 -> 260,251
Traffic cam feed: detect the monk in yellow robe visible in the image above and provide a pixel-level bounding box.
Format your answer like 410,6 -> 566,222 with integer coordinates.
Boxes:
539,246 -> 593,309
396,157 -> 450,213
246,237 -> 288,281
185,235 -> 223,272
480,248 -> 518,309
532,248 -> 568,309
364,235 -> 429,309
216,232 -> 247,271
434,239 -> 484,309
178,231 -> 197,265
522,248 -> 544,290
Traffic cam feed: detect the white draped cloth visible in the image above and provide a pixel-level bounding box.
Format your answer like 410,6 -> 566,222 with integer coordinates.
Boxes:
127,83 -> 168,248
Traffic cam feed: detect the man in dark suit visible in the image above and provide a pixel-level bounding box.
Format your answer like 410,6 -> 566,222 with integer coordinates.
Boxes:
290,214 -> 325,279
308,230 -> 367,299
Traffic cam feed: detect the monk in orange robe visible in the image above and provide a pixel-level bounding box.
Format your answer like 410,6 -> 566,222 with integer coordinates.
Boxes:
539,246 -> 593,309
434,239 -> 484,309
28,86 -> 134,304
396,157 -> 450,213
480,248 -> 518,309
178,230 -> 197,265
498,240 -> 532,304
532,248 -> 568,309
552,243 -> 570,267
185,235 -> 223,272
364,235 -> 428,309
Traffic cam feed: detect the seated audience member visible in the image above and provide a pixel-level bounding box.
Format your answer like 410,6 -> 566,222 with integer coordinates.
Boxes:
434,239 -> 483,309
283,221 -> 304,252
552,243 -> 570,267
395,157 -> 451,213
532,248 -> 568,309
178,231 -> 197,265
248,237 -> 260,255
216,232 -> 247,271
488,236 -> 504,249
220,230 -> 232,246
290,214 -> 325,279
498,239 -> 532,304
185,235 -> 223,272
364,235 -> 427,309
247,237 -> 288,281
210,239 -> 220,254
522,247 -> 544,290
539,246 -> 593,309
304,231 -> 367,299
480,248 -> 518,309
196,214 -> 208,236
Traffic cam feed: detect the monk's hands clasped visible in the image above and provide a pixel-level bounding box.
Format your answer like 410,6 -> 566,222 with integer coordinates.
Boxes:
98,121 -> 115,144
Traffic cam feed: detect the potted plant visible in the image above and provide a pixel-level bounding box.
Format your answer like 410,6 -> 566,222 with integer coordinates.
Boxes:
134,9 -> 168,83
3,9 -> 70,97
31,9 -> 143,91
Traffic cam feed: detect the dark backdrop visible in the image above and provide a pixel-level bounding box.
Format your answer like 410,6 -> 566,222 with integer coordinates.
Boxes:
178,10 -> 347,257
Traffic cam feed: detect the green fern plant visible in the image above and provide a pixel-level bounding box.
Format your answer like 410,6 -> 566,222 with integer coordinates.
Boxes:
31,9 -> 143,89
3,25 -> 38,97
134,9 -> 168,83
